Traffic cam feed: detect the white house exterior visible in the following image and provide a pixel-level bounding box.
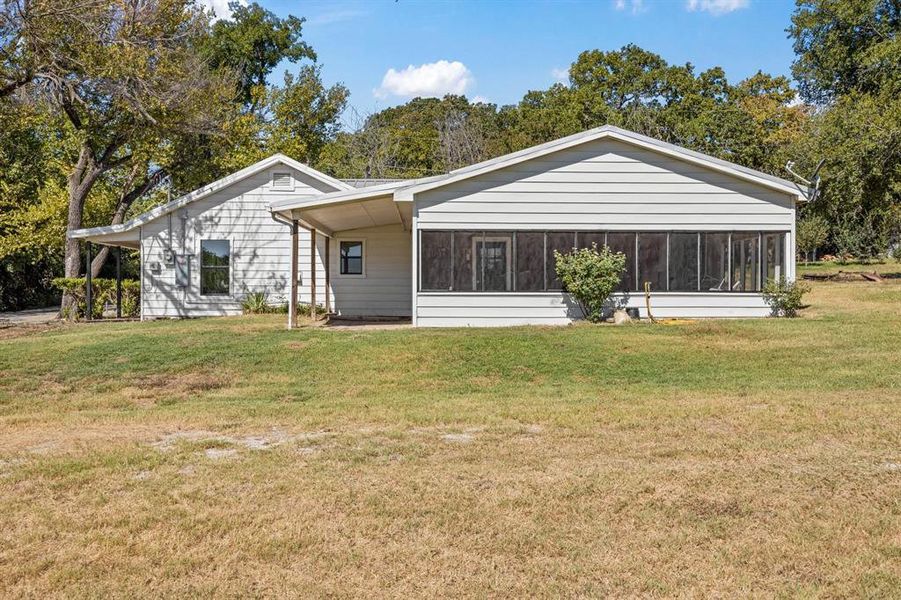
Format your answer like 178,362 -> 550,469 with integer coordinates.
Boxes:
70,126 -> 806,327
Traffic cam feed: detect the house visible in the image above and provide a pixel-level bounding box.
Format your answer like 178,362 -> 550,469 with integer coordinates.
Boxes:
69,125 -> 805,327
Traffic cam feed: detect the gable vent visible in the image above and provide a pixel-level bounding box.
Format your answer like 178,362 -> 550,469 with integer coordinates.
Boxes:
272,172 -> 292,188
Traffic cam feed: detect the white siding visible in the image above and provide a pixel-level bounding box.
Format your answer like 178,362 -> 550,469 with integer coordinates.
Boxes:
416,293 -> 771,327
330,224 -> 412,317
140,166 -> 337,319
412,137 -> 795,326
415,139 -> 795,231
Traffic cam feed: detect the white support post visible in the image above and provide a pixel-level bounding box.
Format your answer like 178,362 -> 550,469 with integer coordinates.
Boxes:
289,220 -> 298,329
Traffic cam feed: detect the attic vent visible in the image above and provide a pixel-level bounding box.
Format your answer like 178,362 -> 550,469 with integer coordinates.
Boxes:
272,172 -> 292,188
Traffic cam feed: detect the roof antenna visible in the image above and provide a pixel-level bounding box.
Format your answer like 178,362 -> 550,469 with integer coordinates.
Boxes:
785,159 -> 824,203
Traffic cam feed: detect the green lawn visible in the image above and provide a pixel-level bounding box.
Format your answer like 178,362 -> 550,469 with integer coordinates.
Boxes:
1,277 -> 899,597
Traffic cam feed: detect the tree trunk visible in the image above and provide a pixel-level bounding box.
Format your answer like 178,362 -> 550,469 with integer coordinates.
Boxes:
87,167 -> 167,277
61,143 -> 103,317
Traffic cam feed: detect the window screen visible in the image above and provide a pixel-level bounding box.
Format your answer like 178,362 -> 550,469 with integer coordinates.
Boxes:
576,232 -> 605,251
637,233 -> 667,292
546,232 -> 576,290
762,233 -> 785,284
452,231 -> 478,291
200,240 -> 230,296
669,233 -> 699,292
731,233 -> 759,291
340,241 -> 363,275
700,233 -> 729,291
515,232 -> 545,291
606,232 -> 636,292
420,231 -> 452,290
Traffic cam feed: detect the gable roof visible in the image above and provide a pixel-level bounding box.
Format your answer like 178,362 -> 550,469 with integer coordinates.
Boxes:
394,125 -> 807,201
69,154 -> 351,242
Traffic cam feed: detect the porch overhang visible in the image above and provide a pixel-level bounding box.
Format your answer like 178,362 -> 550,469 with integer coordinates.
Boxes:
68,226 -> 141,249
269,181 -> 414,236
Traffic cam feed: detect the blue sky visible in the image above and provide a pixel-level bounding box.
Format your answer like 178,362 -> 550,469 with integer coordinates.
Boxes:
205,0 -> 799,124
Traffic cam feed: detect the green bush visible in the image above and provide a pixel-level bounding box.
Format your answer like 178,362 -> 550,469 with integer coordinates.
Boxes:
241,291 -> 272,314
553,244 -> 627,323
51,277 -> 140,320
762,277 -> 810,318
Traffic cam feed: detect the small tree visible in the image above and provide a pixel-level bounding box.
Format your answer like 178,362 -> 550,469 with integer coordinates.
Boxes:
554,244 -> 626,323
796,214 -> 829,262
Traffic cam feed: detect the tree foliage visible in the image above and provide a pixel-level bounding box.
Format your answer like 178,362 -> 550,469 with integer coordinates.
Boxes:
789,0 -> 900,257
796,213 -> 830,259
0,0 -> 347,310
789,0 -> 900,104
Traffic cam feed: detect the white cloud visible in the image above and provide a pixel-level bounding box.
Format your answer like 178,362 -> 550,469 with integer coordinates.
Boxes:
686,0 -> 749,15
551,67 -> 569,82
613,0 -> 646,14
197,0 -> 245,21
374,60 -> 475,99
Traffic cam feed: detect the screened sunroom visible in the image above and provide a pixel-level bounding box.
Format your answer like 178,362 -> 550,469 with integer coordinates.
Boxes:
418,231 -> 787,296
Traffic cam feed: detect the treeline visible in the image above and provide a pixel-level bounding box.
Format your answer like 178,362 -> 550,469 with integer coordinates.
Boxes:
1,0 -> 898,311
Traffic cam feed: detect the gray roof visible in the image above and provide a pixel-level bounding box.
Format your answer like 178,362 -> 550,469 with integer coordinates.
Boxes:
341,178 -> 408,188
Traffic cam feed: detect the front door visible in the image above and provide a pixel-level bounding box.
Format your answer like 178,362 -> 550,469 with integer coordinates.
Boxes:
474,237 -> 512,291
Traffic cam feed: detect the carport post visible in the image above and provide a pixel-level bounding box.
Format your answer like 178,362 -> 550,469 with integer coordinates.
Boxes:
85,242 -> 92,321
310,228 -> 317,321
289,220 -> 298,329
324,236 -> 331,315
115,246 -> 122,318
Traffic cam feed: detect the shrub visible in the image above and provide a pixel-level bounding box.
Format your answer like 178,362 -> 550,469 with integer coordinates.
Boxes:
762,278 -> 810,318
51,277 -> 141,319
295,302 -> 326,317
241,293 -> 324,316
241,291 -> 271,314
553,244 -> 626,323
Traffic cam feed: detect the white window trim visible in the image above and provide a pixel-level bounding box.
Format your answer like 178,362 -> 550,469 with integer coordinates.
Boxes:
472,235 -> 513,291
271,171 -> 295,191
338,239 -> 366,278
198,238 -> 233,299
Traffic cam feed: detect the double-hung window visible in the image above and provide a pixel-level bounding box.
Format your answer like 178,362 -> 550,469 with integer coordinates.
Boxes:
200,240 -> 230,296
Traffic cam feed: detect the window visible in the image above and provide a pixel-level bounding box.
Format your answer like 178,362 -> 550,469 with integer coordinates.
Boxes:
606,232 -> 636,292
762,233 -> 785,284
637,233 -> 667,292
669,233 -> 699,292
200,240 -> 230,296
546,232 -> 576,290
272,172 -> 292,188
420,231 -> 452,290
700,233 -> 729,291
340,241 -> 364,275
515,232 -> 545,291
731,233 -> 759,291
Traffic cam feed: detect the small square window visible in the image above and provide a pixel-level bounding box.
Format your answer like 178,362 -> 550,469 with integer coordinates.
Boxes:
340,241 -> 364,275
272,172 -> 292,188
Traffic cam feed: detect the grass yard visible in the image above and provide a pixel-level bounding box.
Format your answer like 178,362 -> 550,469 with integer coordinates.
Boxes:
1,274 -> 899,597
